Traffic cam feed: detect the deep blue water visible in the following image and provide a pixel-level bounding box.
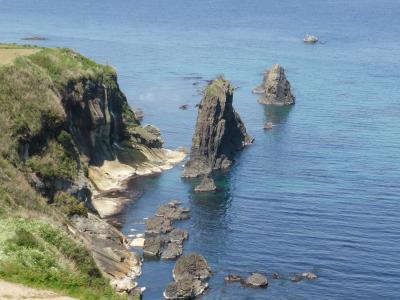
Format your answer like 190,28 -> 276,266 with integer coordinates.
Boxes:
1,0 -> 400,299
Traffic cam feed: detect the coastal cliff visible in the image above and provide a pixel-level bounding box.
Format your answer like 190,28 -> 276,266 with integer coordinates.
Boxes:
0,45 -> 183,298
183,77 -> 253,178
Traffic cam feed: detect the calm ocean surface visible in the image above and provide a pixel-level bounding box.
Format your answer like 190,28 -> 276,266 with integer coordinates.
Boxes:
1,0 -> 400,299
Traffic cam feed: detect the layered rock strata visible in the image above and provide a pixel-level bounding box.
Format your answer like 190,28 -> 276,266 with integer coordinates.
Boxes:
183,77 -> 253,179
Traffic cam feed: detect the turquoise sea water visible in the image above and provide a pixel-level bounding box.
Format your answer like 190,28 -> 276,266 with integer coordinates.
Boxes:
1,0 -> 400,299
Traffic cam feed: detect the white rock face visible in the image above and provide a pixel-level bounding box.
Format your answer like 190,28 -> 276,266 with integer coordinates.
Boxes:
304,34 -> 319,43
130,237 -> 145,248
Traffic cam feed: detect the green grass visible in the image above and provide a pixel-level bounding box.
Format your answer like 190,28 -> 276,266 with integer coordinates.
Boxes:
0,45 -> 140,299
204,75 -> 233,98
0,218 -> 126,300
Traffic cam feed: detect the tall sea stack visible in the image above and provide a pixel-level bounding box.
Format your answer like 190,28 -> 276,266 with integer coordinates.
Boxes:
182,77 -> 253,178
253,64 -> 295,105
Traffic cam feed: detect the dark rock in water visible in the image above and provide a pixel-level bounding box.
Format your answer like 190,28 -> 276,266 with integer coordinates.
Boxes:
224,274 -> 242,283
272,272 -> 282,279
290,274 -> 303,283
263,122 -> 273,130
155,203 -> 190,221
183,77 -> 253,178
165,228 -> 189,244
179,104 -> 189,110
194,176 -> 217,192
164,278 -> 208,300
244,273 -> 268,288
302,272 -> 318,280
161,242 -> 183,260
254,64 -> 295,106
21,35 -> 47,41
143,235 -> 163,257
145,216 -> 173,234
173,253 -> 211,281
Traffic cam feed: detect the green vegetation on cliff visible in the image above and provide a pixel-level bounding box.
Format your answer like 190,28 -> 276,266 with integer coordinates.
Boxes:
0,45 -> 131,299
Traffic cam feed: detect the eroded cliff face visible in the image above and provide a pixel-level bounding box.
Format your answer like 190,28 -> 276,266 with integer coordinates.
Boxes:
183,77 -> 253,178
0,47 -> 184,295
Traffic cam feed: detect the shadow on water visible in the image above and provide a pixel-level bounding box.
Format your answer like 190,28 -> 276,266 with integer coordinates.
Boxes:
184,171 -> 233,258
263,104 -> 293,124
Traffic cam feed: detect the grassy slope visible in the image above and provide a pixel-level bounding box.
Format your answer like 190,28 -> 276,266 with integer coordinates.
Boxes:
0,45 -> 128,299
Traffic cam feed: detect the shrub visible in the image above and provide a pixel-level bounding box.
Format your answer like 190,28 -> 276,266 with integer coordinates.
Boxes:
53,192 -> 88,217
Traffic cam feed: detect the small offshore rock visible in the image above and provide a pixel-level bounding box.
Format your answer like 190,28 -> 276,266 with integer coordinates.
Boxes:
143,236 -> 163,257
304,34 -> 319,44
302,272 -> 318,280
21,35 -> 47,41
194,176 -> 217,192
155,203 -> 190,221
255,64 -> 295,106
224,274 -> 242,283
130,237 -> 145,248
145,216 -> 173,234
290,275 -> 303,283
263,122 -> 273,130
179,104 -> 189,110
173,253 -> 211,281
161,242 -> 183,260
272,272 -> 282,279
244,273 -> 268,288
164,278 -> 208,300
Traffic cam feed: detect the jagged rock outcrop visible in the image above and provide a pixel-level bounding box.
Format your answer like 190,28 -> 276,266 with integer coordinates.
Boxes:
164,253 -> 211,299
253,64 -> 295,105
182,77 -> 253,178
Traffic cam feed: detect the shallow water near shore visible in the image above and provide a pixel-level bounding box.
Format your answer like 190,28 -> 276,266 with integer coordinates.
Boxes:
1,0 -> 400,299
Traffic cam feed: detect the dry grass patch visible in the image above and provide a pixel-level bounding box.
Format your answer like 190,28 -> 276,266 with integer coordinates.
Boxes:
0,48 -> 40,65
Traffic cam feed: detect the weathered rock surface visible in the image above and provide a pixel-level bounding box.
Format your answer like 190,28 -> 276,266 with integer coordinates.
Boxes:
161,242 -> 183,260
254,64 -> 295,106
173,253 -> 211,281
68,213 -> 141,293
183,77 -> 253,178
194,176 -> 217,192
164,278 -> 207,300
143,235 -> 164,257
155,203 -> 190,221
164,254 -> 211,299
165,228 -> 189,244
145,216 -> 173,234
244,273 -> 268,288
